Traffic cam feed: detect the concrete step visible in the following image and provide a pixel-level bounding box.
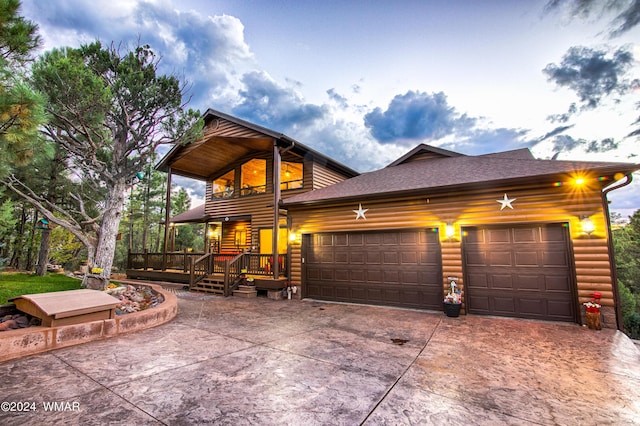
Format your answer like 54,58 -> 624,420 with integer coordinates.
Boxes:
233,288 -> 257,298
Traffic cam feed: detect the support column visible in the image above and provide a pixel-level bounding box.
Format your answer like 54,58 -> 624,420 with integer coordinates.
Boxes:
162,167 -> 172,271
272,141 -> 281,279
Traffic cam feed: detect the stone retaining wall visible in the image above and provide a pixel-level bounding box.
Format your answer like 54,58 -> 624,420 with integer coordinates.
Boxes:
0,283 -> 177,363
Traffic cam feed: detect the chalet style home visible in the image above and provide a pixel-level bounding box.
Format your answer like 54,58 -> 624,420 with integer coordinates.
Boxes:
127,109 -> 639,330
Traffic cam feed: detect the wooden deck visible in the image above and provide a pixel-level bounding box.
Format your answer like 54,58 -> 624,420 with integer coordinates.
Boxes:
125,269 -> 192,284
126,251 -> 288,297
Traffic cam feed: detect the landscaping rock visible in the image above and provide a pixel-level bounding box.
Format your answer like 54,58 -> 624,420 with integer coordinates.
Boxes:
0,313 -> 36,332
105,284 -> 164,315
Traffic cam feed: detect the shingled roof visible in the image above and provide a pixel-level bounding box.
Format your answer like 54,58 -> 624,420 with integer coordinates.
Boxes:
284,146 -> 638,206
168,204 -> 208,224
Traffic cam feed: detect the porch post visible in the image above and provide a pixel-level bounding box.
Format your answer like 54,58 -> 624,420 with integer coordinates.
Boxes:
272,140 -> 281,279
162,167 -> 172,271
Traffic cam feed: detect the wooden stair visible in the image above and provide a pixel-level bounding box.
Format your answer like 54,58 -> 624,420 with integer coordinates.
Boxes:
191,274 -> 225,295
233,285 -> 257,298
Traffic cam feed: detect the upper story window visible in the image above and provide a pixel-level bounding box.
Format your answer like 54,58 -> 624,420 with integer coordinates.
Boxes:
281,161 -> 303,191
212,170 -> 235,199
241,159 -> 267,196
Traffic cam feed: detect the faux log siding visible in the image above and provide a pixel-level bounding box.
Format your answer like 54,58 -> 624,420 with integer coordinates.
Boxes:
205,193 -> 276,245
441,240 -> 464,313
312,163 -> 352,189
174,119 -> 268,162
206,117 -> 266,139
289,183 -> 613,314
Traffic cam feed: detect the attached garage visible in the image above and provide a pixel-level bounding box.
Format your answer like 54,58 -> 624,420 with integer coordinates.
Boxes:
303,229 -> 442,309
463,223 -> 577,322
285,144 -> 639,329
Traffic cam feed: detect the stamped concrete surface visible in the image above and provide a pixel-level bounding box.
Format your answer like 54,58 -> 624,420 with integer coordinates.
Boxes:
1,289 -> 639,425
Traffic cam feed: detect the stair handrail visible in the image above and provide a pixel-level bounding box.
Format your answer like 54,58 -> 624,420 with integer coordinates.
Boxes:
223,253 -> 246,297
190,252 -> 214,289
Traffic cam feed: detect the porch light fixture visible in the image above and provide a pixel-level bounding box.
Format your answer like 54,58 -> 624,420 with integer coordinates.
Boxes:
581,215 -> 595,235
445,223 -> 455,239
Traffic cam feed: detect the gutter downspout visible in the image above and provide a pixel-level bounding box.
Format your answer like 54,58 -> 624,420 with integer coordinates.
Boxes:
272,138 -> 295,280
601,173 -> 634,331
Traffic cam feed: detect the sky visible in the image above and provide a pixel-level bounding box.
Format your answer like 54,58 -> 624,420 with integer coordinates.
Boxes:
19,0 -> 640,217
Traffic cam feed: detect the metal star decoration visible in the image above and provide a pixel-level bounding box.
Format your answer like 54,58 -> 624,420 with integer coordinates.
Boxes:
497,193 -> 516,210
353,203 -> 369,220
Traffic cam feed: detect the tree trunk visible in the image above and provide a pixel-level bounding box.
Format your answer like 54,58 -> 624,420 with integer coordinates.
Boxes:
25,211 -> 38,271
82,180 -> 127,289
10,206 -> 27,269
35,227 -> 51,276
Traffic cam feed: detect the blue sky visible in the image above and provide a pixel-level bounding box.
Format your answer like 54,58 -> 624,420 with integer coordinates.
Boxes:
20,0 -> 640,216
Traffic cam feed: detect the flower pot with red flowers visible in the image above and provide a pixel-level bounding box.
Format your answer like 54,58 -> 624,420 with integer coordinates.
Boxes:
584,300 -> 602,330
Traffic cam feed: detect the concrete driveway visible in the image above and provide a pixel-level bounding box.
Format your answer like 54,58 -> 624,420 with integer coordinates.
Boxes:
2,289 -> 639,425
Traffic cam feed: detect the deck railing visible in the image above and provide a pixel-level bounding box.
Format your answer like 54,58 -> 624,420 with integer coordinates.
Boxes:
127,249 -> 204,272
128,251 -> 287,275
224,253 -> 245,296
189,253 -> 213,289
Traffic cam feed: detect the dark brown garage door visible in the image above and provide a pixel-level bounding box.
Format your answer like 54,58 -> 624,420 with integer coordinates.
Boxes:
303,230 -> 442,309
463,223 -> 576,322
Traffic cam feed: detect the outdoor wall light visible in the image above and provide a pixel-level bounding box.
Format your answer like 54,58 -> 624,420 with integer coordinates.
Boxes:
445,223 -> 455,239
581,215 -> 595,235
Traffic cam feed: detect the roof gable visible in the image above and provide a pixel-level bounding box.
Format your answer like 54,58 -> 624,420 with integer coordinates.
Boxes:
156,108 -> 359,180
386,144 -> 464,167
478,148 -> 535,160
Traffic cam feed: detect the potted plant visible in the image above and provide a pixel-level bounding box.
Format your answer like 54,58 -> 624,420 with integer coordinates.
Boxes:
443,282 -> 462,317
584,301 -> 602,330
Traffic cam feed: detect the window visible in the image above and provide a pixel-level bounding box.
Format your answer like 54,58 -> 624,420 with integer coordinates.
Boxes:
241,159 -> 267,196
259,228 -> 289,254
212,170 -> 235,199
281,161 -> 303,191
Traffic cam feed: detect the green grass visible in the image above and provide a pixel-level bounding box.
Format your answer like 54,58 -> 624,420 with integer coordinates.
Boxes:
0,273 -> 83,305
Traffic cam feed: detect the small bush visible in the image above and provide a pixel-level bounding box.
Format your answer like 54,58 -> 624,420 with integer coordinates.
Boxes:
623,312 -> 640,340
